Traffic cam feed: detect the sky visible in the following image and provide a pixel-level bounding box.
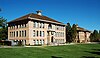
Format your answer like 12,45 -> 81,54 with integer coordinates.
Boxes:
0,0 -> 100,31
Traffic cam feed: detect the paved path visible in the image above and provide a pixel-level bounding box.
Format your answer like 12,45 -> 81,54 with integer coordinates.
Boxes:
0,42 -> 99,48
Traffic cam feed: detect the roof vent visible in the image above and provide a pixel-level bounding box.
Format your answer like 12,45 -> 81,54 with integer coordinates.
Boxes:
36,10 -> 42,16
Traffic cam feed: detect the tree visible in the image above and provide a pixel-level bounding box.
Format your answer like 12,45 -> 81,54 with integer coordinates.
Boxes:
93,30 -> 99,41
90,30 -> 99,42
71,24 -> 77,42
89,33 -> 94,42
66,23 -> 72,43
0,17 -> 7,40
0,27 -> 8,40
0,17 -> 7,28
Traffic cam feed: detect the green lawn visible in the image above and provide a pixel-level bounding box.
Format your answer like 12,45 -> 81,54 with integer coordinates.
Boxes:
0,44 -> 100,58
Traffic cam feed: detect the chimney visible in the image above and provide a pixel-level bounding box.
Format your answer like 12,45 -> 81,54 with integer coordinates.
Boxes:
76,24 -> 79,27
36,10 -> 42,16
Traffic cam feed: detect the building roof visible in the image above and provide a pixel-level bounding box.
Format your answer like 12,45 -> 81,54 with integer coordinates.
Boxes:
8,13 -> 63,24
77,27 -> 91,32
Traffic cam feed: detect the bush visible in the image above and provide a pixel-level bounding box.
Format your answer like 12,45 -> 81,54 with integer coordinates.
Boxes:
0,40 -> 11,46
26,44 -> 42,46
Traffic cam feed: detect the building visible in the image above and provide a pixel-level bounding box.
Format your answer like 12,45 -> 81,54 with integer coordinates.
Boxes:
8,10 -> 66,45
75,25 -> 91,43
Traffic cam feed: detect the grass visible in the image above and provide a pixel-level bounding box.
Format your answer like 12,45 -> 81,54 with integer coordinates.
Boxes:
0,44 -> 100,58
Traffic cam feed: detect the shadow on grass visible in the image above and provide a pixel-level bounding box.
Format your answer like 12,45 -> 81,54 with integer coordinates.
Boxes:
84,51 -> 100,55
92,49 -> 100,51
81,56 -> 98,58
51,56 -> 62,58
81,49 -> 100,58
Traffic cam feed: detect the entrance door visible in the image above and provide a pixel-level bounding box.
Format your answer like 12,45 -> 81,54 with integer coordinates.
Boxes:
51,36 -> 53,43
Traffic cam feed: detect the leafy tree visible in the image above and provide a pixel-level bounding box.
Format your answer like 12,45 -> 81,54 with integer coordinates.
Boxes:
71,24 -> 77,42
0,17 -> 7,28
90,33 -> 94,42
90,30 -> 99,42
0,17 -> 7,40
66,23 -> 72,43
0,27 -> 8,40
93,30 -> 99,41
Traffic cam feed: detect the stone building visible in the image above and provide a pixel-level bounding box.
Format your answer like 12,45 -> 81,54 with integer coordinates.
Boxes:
75,25 -> 91,43
8,10 -> 66,45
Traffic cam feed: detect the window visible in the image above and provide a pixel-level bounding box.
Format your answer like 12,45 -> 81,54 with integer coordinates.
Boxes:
12,32 -> 13,37
41,23 -> 44,28
47,31 -> 49,36
37,31 -> 38,37
10,32 -> 11,37
61,32 -> 62,37
51,32 -> 54,35
48,24 -> 52,29
63,33 -> 64,37
39,40 -> 41,44
10,26 -> 11,29
33,30 -> 35,37
33,40 -> 36,44
25,24 -> 26,27
16,31 -> 18,37
43,23 -> 44,28
25,30 -> 26,37
57,26 -> 59,30
43,31 -> 44,37
20,25 -> 21,28
40,23 -> 42,28
19,31 -> 21,37
33,22 -> 37,28
14,31 -> 15,37
22,31 -> 24,37
16,25 -> 18,29
41,39 -> 44,44
35,22 -> 37,28
40,31 -> 42,37
59,32 -> 60,37
12,26 -> 13,29
13,26 -> 15,29
55,32 -> 56,37
41,31 -> 44,37
37,40 -> 39,44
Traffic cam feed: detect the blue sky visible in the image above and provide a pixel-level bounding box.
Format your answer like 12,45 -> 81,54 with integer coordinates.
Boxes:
0,0 -> 100,31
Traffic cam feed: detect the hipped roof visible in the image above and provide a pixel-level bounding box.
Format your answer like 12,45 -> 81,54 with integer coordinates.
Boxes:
77,27 -> 91,32
8,13 -> 62,24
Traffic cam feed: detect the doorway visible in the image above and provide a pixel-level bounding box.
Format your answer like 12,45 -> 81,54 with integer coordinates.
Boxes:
51,36 -> 53,43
